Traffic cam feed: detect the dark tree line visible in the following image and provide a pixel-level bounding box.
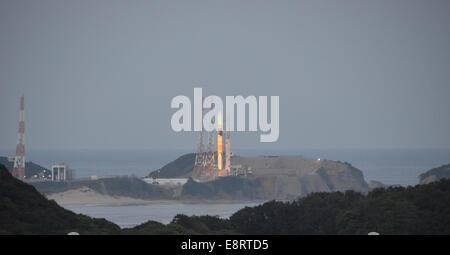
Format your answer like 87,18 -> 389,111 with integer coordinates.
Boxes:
0,164 -> 120,234
2,161 -> 450,235
146,179 -> 450,235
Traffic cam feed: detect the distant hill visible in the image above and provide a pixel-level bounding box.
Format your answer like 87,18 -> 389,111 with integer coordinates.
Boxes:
31,176 -> 173,200
0,156 -> 49,179
419,163 -> 450,184
174,154 -> 370,200
369,180 -> 388,189
147,153 -> 195,178
0,163 -> 120,234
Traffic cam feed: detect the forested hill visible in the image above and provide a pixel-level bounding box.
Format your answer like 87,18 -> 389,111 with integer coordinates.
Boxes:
147,153 -> 195,178
150,153 -> 370,200
0,156 -> 49,179
0,164 -> 120,234
2,160 -> 450,234
141,179 -> 450,235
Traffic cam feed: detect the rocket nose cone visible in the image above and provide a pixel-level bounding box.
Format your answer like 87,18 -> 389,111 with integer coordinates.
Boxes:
217,111 -> 223,129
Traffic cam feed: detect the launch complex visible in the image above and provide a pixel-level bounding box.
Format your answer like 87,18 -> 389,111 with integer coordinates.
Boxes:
191,112 -> 233,182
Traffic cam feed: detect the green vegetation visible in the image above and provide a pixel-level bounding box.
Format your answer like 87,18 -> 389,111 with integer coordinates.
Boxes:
181,176 -> 266,200
2,161 -> 450,235
0,156 -> 49,179
149,153 -> 371,199
127,179 -> 450,234
148,153 -> 195,178
32,176 -> 172,199
123,215 -> 236,235
0,164 -> 120,234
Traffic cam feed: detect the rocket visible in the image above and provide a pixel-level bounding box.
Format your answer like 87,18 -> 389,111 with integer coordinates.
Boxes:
225,128 -> 230,174
217,113 -> 223,171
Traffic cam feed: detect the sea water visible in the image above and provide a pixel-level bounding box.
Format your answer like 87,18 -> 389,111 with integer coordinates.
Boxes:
66,202 -> 262,228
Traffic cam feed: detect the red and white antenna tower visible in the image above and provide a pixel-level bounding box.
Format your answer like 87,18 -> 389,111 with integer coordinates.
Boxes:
12,95 -> 26,179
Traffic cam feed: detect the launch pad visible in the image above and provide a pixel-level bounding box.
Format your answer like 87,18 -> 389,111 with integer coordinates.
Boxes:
191,111 -> 232,182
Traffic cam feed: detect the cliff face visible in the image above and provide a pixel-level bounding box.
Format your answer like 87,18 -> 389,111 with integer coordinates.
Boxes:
232,156 -> 369,199
419,163 -> 450,184
181,156 -> 370,200
369,180 -> 388,189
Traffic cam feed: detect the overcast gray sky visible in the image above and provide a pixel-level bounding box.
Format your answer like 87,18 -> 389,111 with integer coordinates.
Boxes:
0,0 -> 449,150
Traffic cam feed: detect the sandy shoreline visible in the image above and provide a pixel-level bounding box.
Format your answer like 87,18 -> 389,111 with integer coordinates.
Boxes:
46,186 -> 266,207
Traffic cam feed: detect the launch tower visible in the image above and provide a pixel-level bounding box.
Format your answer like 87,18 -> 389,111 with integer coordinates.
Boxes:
12,95 -> 26,179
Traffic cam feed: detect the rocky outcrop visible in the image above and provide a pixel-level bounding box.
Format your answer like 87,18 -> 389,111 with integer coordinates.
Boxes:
235,156 -> 369,199
369,180 -> 388,189
419,164 -> 450,184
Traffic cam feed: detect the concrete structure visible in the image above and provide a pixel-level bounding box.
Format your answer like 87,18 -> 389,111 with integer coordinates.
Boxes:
52,164 -> 66,181
51,164 -> 74,181
142,178 -> 188,186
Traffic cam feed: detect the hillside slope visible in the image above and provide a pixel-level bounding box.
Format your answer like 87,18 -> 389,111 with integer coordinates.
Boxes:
181,176 -> 267,200
233,156 -> 369,198
0,156 -> 49,179
148,153 -> 195,178
129,179 -> 450,235
31,176 -> 173,200
176,155 -> 370,200
2,160 -> 450,235
0,164 -> 120,234
419,163 -> 450,184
